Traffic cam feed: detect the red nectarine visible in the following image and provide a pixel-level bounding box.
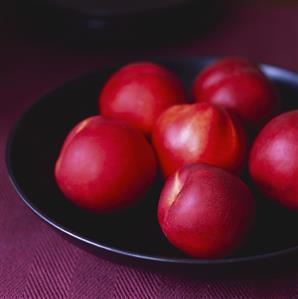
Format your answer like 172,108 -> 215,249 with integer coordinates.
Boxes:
99,62 -> 186,135
55,116 -> 157,213
152,102 -> 247,178
158,164 -> 255,258
193,57 -> 280,129
249,110 -> 298,210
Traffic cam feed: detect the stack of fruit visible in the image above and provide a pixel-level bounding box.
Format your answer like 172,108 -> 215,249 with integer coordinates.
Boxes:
55,58 -> 298,259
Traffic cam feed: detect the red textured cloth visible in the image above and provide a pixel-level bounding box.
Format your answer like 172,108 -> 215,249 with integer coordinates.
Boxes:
1,4 -> 298,298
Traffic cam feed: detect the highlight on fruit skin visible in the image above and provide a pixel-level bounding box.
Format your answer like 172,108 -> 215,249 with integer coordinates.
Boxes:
157,163 -> 256,259
55,115 -> 157,213
249,110 -> 298,211
152,102 -> 248,178
193,57 -> 280,129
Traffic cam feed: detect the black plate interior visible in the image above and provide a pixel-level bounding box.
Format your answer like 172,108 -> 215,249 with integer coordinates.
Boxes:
6,58 -> 298,266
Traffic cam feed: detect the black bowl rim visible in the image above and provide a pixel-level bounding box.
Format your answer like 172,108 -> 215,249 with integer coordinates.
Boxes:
5,58 -> 298,266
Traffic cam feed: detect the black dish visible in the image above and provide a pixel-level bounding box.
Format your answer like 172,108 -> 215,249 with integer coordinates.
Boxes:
6,58 -> 298,271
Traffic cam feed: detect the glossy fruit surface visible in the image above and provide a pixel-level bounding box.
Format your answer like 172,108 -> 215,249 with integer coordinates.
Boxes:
158,164 -> 255,258
249,110 -> 298,210
99,62 -> 186,135
152,102 -> 247,177
193,57 -> 280,128
55,115 -> 157,212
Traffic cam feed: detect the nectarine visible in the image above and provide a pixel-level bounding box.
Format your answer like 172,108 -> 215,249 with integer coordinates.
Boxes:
249,110 -> 298,210
152,102 -> 247,178
99,62 -> 186,135
193,57 -> 280,129
158,164 -> 255,258
55,116 -> 157,212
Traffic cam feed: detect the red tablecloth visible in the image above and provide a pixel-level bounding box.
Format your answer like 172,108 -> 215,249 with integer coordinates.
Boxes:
1,4 -> 298,298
